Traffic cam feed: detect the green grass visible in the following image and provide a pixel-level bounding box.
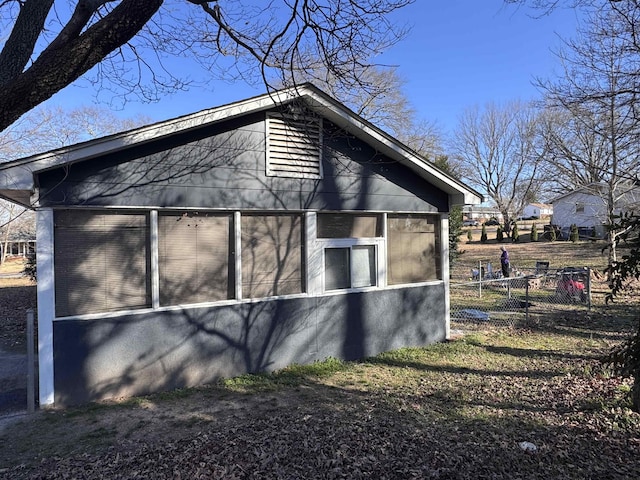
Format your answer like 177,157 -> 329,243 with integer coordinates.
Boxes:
221,357 -> 350,392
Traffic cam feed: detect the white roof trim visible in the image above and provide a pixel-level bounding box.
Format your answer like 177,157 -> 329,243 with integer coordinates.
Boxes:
0,84 -> 482,207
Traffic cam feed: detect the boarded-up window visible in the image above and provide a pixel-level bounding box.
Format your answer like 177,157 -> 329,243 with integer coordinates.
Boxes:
158,213 -> 232,306
387,215 -> 440,285
54,211 -> 150,317
266,111 -> 322,178
241,214 -> 303,298
317,213 -> 381,238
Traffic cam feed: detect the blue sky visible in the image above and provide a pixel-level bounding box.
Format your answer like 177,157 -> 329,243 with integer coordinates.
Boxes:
44,1 -> 581,136
381,0 -> 581,133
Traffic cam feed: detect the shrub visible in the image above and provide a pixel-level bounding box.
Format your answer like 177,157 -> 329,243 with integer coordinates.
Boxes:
531,222 -> 538,242
496,226 -> 504,242
480,224 -> 487,243
511,223 -> 520,243
602,212 -> 640,411
467,229 -> 473,243
23,254 -> 36,281
570,223 -> 579,243
549,227 -> 556,242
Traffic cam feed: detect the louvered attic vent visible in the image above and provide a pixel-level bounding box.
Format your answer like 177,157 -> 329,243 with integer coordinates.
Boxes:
266,111 -> 322,178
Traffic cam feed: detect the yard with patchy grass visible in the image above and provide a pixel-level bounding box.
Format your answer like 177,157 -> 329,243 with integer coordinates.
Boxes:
1,237 -> 640,479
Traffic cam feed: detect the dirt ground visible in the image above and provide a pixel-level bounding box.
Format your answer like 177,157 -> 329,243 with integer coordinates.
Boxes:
1,313 -> 639,479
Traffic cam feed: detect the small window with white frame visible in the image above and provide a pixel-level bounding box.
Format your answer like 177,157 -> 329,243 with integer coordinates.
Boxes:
324,244 -> 378,291
317,213 -> 384,292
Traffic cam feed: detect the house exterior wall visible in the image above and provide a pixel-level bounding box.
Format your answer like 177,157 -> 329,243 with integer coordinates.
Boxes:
522,204 -> 552,218
51,285 -> 445,405
30,108 -> 456,406
36,113 -> 448,213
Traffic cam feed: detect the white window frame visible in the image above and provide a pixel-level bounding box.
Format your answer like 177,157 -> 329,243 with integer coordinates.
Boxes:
317,237 -> 386,292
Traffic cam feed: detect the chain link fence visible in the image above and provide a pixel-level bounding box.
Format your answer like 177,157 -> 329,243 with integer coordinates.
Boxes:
450,263 -> 592,329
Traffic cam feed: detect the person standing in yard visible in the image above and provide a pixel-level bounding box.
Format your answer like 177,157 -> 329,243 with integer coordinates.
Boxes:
500,245 -> 510,277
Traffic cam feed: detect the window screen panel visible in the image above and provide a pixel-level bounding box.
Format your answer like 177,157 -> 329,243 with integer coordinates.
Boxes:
351,245 -> 376,288
158,213 -> 231,306
317,213 -> 381,238
387,215 -> 440,285
324,248 -> 351,290
241,214 -> 303,298
54,211 -> 150,317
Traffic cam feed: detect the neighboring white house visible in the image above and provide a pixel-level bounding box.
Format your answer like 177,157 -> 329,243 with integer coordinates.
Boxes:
551,183 -> 640,238
0,234 -> 35,258
522,203 -> 552,219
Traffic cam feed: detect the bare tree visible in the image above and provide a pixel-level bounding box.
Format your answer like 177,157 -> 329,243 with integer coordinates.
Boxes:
288,64 -> 444,160
0,0 -> 413,133
537,3 -> 640,265
450,101 -> 546,233
1,105 -> 151,162
504,0 -> 604,13
537,106 -> 614,196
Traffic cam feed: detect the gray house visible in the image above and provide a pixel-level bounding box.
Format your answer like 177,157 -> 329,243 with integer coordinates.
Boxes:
0,84 -> 481,406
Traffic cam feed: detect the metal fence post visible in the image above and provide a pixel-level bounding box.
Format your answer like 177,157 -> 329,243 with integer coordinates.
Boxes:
478,261 -> 482,297
587,267 -> 592,310
26,309 -> 35,414
525,277 -> 530,322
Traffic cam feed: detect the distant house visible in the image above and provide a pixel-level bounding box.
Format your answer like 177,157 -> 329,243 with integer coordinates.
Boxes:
551,183 -> 640,238
0,234 -> 35,258
0,84 -> 481,406
522,203 -> 552,219
461,205 -> 503,222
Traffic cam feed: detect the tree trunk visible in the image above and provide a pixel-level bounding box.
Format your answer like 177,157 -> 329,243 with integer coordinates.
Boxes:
0,0 -> 163,132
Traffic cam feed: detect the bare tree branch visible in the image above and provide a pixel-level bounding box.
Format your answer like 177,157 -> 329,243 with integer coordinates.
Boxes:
0,1 -> 413,133
0,0 -> 163,131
